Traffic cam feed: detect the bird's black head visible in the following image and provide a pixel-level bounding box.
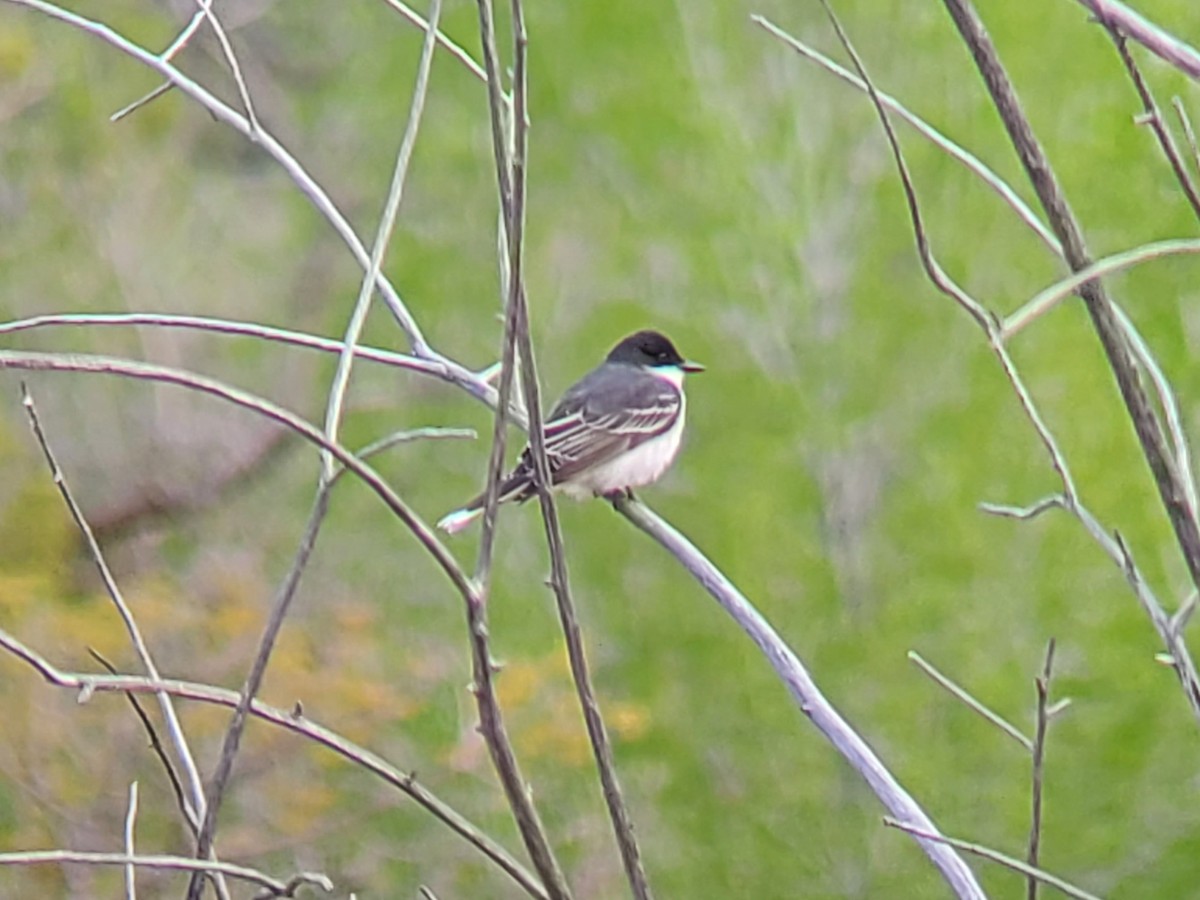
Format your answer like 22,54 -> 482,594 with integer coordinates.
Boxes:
606,330 -> 704,372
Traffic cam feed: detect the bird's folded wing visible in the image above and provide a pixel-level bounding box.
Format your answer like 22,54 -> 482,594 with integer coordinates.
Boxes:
542,394 -> 680,482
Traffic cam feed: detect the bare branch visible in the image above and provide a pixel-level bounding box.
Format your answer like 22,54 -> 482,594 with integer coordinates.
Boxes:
908,652 -> 1033,751
90,649 -> 192,837
0,350 -> 477,600
0,850 -> 331,896
466,2 -> 573,896
1105,29 -> 1200,222
616,497 -> 984,898
751,14 -> 1062,257
124,782 -> 138,900
1072,0 -> 1200,82
109,11 -> 203,122
941,0 -> 1200,722
884,818 -> 1102,900
0,629 -> 550,900
1001,238 -> 1200,339
1026,639 -> 1057,900
979,496 -> 1068,523
381,0 -> 488,83
322,0 -> 443,479
191,0 -> 260,135
20,385 -> 228,896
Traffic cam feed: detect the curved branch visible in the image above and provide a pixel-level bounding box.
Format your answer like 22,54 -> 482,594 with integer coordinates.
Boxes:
615,498 -> 985,899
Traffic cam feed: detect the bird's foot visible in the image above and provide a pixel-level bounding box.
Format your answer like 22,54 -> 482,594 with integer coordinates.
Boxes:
600,487 -> 636,506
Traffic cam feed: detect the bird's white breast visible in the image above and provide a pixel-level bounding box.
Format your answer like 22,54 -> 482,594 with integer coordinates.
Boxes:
560,377 -> 687,500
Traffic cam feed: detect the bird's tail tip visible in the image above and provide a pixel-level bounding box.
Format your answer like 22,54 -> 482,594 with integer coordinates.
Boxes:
436,507 -> 483,535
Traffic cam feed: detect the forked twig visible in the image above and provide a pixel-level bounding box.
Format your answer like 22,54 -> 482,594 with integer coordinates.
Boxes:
884,818 -> 1102,900
1026,640 -> 1057,900
617,498 -> 984,898
908,652 -> 1033,751
941,0 -> 1200,722
0,628 -> 549,899
20,385 -> 229,900
1073,0 -> 1200,82
1106,29 -> 1200,221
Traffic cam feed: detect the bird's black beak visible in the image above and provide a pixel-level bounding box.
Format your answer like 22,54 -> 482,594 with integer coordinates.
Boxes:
681,360 -> 705,373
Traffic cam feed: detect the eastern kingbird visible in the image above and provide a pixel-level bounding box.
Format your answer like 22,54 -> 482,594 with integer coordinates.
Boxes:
437,329 -> 703,534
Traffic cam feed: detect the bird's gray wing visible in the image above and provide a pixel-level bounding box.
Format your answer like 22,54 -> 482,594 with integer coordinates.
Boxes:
538,364 -> 681,483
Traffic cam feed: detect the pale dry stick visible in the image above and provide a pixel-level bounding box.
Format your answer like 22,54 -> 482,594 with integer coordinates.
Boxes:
1111,530 -> 1200,707
322,0 -> 443,480
19,385 -> 230,900
614,499 -> 984,898
1172,98 -> 1200,179
979,495 -> 1068,522
1171,590 -> 1198,637
750,14 -> 1062,258
755,11 -> 1200,586
1001,239 -> 1200,522
124,782 -> 138,900
0,850 -> 331,896
0,313 -> 500,400
942,0 -> 1200,720
1073,0 -> 1200,83
190,0 -> 259,134
1113,303 -> 1200,530
776,0 -> 1200,725
91,648 -> 193,831
0,350 -> 477,605
462,3 -> 574,897
3,0 -> 474,379
477,0 -> 654,893
110,10 -> 204,123
1107,30 -> 1200,222
381,0 -> 489,83
185,487 -> 331,900
884,819 -> 1102,900
0,354 -> 546,897
907,651 -> 1033,751
1026,640 -> 1056,900
0,628 -> 548,899
1001,238 -> 1200,338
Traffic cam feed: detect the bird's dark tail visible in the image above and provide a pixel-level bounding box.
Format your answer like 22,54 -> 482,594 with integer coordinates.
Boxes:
436,467 -> 535,534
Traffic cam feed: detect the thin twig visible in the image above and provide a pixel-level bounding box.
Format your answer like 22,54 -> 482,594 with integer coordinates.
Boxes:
4,0 -> 435,360
941,0 -> 1200,722
191,0 -> 259,135
185,488 -> 331,900
124,782 -> 138,900
883,818 -> 1102,900
616,497 -> 984,898
1,350 -> 477,600
1172,97 -> 1200,180
979,496 -> 1068,523
468,2 -> 572,896
89,649 -> 191,836
0,629 -> 549,900
381,0 -> 489,83
19,384 -> 229,897
1026,639 -> 1056,900
1106,29 -> 1200,222
109,11 -> 203,122
1001,238 -> 1200,338
322,0 -> 443,480
1072,0 -> 1200,82
750,14 -> 1062,258
908,652 -> 1033,751
0,850 -> 332,896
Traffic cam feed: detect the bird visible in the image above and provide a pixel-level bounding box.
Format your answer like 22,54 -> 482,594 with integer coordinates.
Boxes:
437,329 -> 703,534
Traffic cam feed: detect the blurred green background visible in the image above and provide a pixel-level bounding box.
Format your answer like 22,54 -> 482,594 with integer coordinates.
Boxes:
2,0 -> 1200,896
